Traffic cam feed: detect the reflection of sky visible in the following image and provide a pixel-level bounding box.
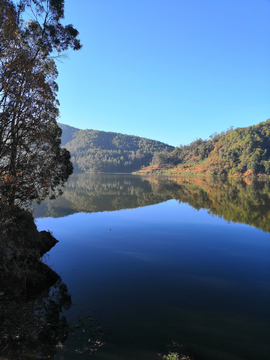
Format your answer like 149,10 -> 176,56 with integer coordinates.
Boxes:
37,199 -> 226,229
37,199 -> 270,277
36,199 -> 270,359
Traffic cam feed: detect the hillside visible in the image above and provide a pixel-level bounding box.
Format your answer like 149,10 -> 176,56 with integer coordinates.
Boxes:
136,119 -> 270,177
59,123 -> 80,146
58,123 -> 175,173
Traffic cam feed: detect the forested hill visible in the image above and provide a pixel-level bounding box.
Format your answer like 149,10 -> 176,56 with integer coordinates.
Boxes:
137,119 -> 270,176
58,123 -> 175,173
59,123 -> 80,146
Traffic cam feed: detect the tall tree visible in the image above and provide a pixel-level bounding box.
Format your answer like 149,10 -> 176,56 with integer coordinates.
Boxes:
0,0 -> 82,207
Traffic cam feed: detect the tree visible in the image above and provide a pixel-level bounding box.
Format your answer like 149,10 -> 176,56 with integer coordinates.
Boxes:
0,0 -> 82,206
247,151 -> 261,174
151,149 -> 170,166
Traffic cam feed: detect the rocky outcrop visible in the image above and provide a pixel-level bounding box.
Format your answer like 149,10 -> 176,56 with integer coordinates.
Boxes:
39,230 -> 59,257
0,207 -> 60,298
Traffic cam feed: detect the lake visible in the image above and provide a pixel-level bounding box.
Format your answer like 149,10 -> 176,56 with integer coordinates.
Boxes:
34,173 -> 270,360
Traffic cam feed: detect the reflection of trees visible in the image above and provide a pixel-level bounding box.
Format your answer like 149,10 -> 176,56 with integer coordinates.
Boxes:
35,174 -> 172,217
0,267 -> 105,359
154,176 -> 270,233
35,174 -> 270,232
0,278 -> 71,359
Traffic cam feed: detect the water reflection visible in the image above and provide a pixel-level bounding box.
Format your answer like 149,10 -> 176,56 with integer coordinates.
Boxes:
35,173 -> 270,233
0,205 -> 105,359
0,278 -> 71,359
155,176 -> 270,232
34,174 -> 172,217
0,261 -> 105,360
34,174 -> 270,360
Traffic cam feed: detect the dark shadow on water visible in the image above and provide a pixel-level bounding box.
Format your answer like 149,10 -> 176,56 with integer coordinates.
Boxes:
0,278 -> 71,359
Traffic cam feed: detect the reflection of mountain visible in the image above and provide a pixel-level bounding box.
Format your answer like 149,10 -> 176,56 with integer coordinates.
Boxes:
35,174 -> 270,233
152,176 -> 270,233
34,174 -> 172,218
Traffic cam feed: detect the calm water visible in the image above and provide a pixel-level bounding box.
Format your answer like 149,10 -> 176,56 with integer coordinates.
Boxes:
34,174 -> 270,360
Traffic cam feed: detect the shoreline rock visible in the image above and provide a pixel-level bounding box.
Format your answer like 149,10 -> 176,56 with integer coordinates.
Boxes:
0,207 -> 60,298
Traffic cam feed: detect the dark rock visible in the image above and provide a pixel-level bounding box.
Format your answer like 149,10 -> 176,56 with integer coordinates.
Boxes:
0,208 -> 60,298
26,262 -> 60,298
39,230 -> 59,257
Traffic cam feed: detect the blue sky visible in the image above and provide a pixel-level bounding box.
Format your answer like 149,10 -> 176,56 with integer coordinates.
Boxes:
56,0 -> 270,147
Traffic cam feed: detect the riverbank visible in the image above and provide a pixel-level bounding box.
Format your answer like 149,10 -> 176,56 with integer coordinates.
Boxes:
133,163 -> 270,178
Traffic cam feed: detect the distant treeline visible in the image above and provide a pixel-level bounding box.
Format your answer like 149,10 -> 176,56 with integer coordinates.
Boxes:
140,119 -> 270,176
59,124 -> 174,173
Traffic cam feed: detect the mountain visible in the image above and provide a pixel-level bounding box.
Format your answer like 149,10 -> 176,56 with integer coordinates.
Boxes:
59,123 -> 80,146
135,119 -> 270,177
58,123 -> 175,173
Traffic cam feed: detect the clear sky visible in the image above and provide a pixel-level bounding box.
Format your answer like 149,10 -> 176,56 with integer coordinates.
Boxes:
56,0 -> 270,147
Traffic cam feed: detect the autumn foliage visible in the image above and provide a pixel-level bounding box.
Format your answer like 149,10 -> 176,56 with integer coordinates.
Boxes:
138,120 -> 270,177
0,0 -> 81,207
